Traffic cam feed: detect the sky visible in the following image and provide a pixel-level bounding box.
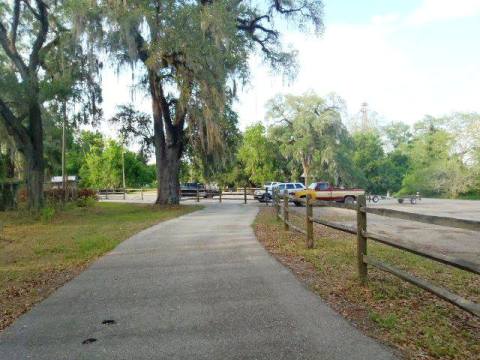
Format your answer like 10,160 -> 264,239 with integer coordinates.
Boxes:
100,0 -> 480,136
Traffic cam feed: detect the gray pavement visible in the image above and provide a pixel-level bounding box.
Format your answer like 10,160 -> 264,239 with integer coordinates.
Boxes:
0,203 -> 397,359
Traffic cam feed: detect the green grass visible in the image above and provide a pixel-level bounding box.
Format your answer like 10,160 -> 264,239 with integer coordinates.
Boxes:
254,208 -> 480,360
0,202 -> 202,330
457,192 -> 480,200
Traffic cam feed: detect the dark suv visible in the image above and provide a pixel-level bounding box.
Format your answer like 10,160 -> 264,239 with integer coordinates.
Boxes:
180,183 -> 206,197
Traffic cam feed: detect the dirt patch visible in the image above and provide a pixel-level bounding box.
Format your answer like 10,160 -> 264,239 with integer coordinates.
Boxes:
0,265 -> 86,330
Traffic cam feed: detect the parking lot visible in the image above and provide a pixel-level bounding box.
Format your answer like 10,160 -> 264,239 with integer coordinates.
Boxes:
291,198 -> 480,267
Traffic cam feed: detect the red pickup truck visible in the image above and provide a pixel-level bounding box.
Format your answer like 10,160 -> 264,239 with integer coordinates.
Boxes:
293,181 -> 365,206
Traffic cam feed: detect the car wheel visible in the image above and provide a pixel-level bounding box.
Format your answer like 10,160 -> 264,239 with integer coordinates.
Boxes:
372,195 -> 379,203
410,197 -> 417,205
398,198 -> 404,204
344,196 -> 355,204
295,196 -> 306,207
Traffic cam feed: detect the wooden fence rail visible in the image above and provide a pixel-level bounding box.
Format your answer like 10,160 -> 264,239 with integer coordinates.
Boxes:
98,188 -> 259,204
272,190 -> 480,318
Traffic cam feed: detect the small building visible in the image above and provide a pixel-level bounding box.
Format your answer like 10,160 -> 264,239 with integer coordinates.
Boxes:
49,176 -> 79,199
50,176 -> 79,189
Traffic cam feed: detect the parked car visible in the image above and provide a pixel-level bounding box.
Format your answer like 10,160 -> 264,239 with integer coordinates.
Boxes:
204,185 -> 220,198
274,182 -> 306,197
180,183 -> 207,197
293,181 -> 364,206
254,182 -> 281,202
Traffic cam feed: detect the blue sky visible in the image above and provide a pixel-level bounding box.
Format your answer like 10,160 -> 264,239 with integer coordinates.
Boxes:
101,0 -> 480,135
326,0 -> 418,24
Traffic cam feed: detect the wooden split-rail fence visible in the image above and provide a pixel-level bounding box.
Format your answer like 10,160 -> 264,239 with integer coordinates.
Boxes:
98,187 -> 263,203
273,192 -> 480,318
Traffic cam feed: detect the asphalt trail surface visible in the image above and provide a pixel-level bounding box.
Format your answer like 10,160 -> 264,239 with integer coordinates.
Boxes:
0,203 -> 396,359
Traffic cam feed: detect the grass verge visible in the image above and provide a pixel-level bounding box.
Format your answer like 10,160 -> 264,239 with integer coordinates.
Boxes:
0,202 -> 201,331
254,207 -> 480,360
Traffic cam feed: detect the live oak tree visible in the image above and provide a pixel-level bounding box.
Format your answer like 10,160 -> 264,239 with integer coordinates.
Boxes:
111,105 -> 155,161
186,105 -> 241,184
0,1 -> 101,209
267,92 -> 357,187
237,123 -> 282,185
0,0 -> 53,209
75,0 -> 324,204
400,115 -> 478,198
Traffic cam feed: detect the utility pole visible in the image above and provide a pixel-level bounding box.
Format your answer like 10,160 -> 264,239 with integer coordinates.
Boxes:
62,101 -> 67,201
121,136 -> 126,194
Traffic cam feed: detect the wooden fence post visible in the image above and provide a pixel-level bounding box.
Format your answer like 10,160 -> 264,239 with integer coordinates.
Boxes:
283,194 -> 289,231
219,189 -> 222,203
141,187 -> 144,200
244,186 -> 247,204
123,188 -> 126,200
306,194 -> 314,249
272,189 -> 277,214
356,195 -> 368,284
196,186 -> 200,202
275,190 -> 280,216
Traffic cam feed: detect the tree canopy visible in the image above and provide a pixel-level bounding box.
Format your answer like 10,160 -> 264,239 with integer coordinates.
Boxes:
71,0 -> 325,204
267,92 -> 356,186
0,0 -> 101,209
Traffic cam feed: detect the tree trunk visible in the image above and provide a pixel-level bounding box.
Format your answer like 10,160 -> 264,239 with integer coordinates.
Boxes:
25,103 -> 44,210
25,153 -> 44,209
149,71 -> 183,205
155,141 -> 182,204
302,162 -> 310,187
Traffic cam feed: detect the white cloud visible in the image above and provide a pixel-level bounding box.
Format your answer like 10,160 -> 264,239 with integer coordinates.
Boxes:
234,17 -> 480,129
406,0 -> 480,25
371,13 -> 401,26
236,22 -> 423,127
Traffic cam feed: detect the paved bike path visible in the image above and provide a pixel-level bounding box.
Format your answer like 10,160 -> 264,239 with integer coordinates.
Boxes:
0,204 -> 397,359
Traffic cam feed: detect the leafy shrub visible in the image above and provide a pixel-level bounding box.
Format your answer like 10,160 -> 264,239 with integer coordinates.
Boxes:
17,187 -> 27,204
76,188 -> 98,207
77,188 -> 98,201
44,189 -> 67,204
40,206 -> 56,223
76,196 -> 96,208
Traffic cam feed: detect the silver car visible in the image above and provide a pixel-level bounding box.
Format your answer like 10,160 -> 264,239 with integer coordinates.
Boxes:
254,182 -> 281,202
274,182 -> 305,197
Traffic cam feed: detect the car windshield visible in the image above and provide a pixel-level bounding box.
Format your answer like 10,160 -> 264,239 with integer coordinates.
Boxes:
308,183 -> 316,190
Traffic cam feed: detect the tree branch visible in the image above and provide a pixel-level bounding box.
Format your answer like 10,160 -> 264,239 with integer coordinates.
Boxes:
11,0 -> 21,46
237,15 -> 279,57
133,29 -> 149,63
0,21 -> 28,78
271,0 -> 306,15
22,0 -> 41,19
0,97 -> 31,153
29,0 -> 49,70
313,106 -> 338,117
174,81 -> 192,131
